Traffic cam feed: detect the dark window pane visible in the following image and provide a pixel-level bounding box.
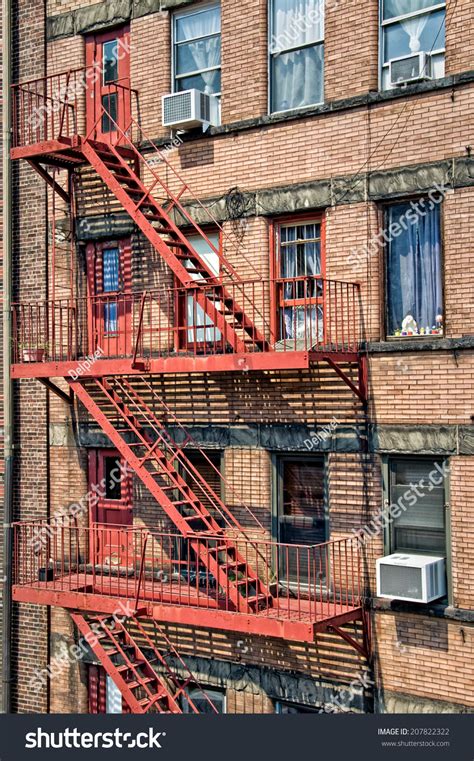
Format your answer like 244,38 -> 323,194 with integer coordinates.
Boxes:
101,93 -> 118,133
176,70 -> 221,95
103,39 -> 119,84
383,9 -> 445,63
389,458 -> 446,554
104,456 -> 122,500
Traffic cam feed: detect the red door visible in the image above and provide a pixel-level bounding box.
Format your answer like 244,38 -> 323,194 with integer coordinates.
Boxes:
86,240 -> 132,357
85,26 -> 131,144
89,450 -> 133,567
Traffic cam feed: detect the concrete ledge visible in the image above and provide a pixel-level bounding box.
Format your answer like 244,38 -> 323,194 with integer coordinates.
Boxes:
380,689 -> 473,714
368,335 -> 474,354
70,421 -> 474,456
76,156 -> 474,231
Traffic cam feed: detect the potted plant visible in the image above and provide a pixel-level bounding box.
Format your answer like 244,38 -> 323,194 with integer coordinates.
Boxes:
19,342 -> 49,363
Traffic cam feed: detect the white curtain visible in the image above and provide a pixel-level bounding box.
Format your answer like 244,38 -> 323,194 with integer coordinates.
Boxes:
273,0 -> 324,48
384,0 -> 431,52
176,9 -> 221,93
271,0 -> 324,111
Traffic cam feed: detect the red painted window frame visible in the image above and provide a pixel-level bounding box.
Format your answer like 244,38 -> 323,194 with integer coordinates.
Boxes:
174,227 -> 224,353
269,214 -> 326,345
86,238 -> 132,357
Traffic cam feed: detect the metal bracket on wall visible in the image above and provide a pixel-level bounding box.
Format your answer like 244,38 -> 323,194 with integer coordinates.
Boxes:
323,354 -> 368,404
38,378 -> 73,405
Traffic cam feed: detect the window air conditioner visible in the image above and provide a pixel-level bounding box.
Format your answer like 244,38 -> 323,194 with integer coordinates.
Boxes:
376,553 -> 446,603
389,52 -> 432,86
162,89 -> 220,130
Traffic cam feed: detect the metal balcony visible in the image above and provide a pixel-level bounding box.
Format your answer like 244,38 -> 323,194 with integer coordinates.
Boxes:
13,520 -> 367,650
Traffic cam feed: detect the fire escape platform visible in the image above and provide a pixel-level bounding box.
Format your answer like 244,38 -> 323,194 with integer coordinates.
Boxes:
12,578 -> 363,645
10,350 -> 361,380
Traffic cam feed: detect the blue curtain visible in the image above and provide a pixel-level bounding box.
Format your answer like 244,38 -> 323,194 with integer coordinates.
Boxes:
387,203 -> 442,335
102,248 -> 120,332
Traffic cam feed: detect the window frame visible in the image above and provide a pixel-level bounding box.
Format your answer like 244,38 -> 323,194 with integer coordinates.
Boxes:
381,455 -> 452,603
172,1 -> 222,97
181,686 -> 226,713
174,226 -> 224,352
381,196 -> 445,341
268,0 -> 325,114
378,0 -> 446,90
272,453 -> 329,544
275,700 -> 319,714
270,214 -> 326,345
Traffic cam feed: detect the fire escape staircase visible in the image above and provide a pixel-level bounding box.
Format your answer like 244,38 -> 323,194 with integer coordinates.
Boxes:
71,612 -> 218,713
29,136 -> 270,357
69,375 -> 272,614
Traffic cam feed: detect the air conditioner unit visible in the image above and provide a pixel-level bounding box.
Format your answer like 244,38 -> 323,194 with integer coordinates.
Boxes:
389,52 -> 432,86
376,554 -> 446,603
162,89 -> 220,130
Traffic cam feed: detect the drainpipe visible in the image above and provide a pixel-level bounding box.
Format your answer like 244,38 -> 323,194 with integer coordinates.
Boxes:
2,0 -> 13,715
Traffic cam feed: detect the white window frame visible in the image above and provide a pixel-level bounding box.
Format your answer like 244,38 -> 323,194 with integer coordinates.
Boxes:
172,2 -> 222,97
379,0 -> 446,90
268,0 -> 325,115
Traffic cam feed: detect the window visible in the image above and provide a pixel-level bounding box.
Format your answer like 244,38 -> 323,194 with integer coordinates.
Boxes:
380,0 -> 446,90
270,0 -> 324,113
103,455 -> 123,501
103,39 -> 119,83
274,219 -> 324,345
102,247 -> 120,332
181,231 -> 222,348
275,456 -> 327,584
275,701 -> 319,713
386,458 -> 447,555
173,4 -> 221,96
182,687 -> 225,713
385,200 -> 443,338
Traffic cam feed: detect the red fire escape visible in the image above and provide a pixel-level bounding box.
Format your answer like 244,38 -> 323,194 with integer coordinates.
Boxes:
10,69 -> 370,712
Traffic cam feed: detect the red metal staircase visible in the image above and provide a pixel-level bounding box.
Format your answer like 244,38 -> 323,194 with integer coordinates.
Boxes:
69,375 -> 272,614
71,612 -> 218,713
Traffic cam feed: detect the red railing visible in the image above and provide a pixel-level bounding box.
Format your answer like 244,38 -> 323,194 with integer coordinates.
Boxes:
11,68 -> 139,148
13,520 -> 362,623
12,277 -> 361,363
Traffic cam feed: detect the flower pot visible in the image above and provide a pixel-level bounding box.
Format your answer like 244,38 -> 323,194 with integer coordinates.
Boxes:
22,348 -> 46,363
38,567 -> 54,582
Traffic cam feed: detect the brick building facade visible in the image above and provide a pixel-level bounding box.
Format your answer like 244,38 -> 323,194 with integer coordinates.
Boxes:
2,0 -> 474,714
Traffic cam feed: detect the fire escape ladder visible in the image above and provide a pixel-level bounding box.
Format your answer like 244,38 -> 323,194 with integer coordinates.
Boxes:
68,377 -> 272,613
80,139 -> 270,354
71,612 -> 206,713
